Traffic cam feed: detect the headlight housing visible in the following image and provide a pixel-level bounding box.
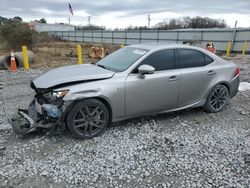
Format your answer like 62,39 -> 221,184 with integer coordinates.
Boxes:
36,90 -> 69,106
52,90 -> 69,99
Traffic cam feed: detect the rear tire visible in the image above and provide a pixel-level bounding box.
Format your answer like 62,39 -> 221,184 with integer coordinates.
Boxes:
203,84 -> 229,113
66,99 -> 109,139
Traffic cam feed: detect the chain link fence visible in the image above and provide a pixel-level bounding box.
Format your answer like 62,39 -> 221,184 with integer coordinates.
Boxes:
47,28 -> 250,52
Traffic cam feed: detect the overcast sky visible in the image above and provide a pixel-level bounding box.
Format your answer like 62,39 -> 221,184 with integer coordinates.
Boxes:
0,0 -> 250,28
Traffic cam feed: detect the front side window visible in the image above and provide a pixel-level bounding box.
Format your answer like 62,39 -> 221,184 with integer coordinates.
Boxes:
177,49 -> 205,68
136,49 -> 175,72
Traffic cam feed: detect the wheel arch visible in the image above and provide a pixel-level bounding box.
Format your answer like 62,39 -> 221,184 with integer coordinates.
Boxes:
61,96 -> 113,125
203,81 -> 231,112
205,81 -> 231,100
217,81 -> 230,93
92,97 -> 113,123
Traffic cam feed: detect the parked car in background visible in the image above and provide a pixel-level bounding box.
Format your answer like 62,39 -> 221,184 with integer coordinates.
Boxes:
11,44 -> 240,139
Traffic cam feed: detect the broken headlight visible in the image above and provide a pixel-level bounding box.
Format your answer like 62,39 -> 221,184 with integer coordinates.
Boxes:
39,90 -> 69,106
52,90 -> 69,99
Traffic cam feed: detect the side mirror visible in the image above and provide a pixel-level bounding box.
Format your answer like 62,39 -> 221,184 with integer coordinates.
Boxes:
138,64 -> 155,75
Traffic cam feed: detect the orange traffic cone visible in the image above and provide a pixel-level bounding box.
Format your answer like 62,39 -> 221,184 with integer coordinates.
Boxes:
10,51 -> 17,72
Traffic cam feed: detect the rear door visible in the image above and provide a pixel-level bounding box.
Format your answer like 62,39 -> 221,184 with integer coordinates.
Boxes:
176,49 -> 217,107
125,49 -> 180,117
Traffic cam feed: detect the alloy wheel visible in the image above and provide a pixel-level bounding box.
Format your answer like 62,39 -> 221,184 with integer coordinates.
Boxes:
73,105 -> 107,137
209,86 -> 229,111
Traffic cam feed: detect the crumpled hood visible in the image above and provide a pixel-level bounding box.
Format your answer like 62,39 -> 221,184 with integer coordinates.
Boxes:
33,64 -> 115,89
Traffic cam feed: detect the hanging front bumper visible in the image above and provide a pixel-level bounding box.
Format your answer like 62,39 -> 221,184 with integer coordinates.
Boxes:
11,100 -> 39,135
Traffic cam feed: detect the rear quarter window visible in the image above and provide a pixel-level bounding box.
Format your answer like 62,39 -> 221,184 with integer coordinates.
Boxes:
204,54 -> 214,65
177,49 -> 205,68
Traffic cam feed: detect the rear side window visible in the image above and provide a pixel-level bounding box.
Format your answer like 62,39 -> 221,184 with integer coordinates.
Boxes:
177,49 -> 205,68
204,54 -> 214,65
139,49 -> 175,71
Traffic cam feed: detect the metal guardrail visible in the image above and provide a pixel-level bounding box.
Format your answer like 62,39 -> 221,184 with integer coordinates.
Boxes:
47,28 -> 250,52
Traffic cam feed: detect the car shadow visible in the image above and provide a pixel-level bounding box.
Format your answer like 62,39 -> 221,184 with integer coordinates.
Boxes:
15,107 -> 208,140
110,107 -> 207,128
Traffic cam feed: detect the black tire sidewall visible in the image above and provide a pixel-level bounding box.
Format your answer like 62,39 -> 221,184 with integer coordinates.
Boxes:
204,84 -> 229,113
67,99 -> 109,139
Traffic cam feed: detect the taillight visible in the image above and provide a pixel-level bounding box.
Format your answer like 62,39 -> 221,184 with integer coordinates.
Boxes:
234,66 -> 240,77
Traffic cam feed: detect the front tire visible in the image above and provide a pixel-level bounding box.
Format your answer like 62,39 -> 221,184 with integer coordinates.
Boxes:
203,84 -> 229,113
67,99 -> 109,139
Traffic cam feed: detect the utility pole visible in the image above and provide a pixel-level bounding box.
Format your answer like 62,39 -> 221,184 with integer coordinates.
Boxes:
231,20 -> 238,52
68,12 -> 71,25
234,20 -> 238,28
87,16 -> 91,26
147,14 -> 151,29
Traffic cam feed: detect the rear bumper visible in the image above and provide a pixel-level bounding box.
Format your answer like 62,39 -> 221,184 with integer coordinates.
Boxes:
230,76 -> 240,98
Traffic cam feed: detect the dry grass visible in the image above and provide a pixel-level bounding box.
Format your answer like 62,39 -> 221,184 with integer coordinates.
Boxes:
0,41 -> 120,69
30,42 -> 120,69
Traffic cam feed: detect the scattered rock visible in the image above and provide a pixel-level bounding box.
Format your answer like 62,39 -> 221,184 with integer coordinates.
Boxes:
92,174 -> 99,183
0,57 -> 250,187
144,171 -> 150,177
42,171 -> 49,176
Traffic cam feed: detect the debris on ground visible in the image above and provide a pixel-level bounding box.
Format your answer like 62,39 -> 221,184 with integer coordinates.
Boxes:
239,82 -> 250,92
89,47 -> 105,59
0,146 -> 6,156
0,146 -> 6,151
0,50 -> 35,70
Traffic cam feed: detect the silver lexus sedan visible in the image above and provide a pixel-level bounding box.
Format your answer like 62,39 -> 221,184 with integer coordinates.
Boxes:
11,44 -> 240,139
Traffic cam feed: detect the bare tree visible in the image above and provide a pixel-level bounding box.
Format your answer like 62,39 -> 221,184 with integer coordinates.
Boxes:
154,16 -> 227,30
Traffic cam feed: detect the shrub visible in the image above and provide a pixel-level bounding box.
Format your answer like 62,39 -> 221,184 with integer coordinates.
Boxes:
0,22 -> 38,50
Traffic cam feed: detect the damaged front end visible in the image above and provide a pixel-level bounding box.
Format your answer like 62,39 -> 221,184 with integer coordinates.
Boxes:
11,82 -> 69,135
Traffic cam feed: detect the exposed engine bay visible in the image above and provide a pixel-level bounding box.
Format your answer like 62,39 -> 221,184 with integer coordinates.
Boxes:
11,82 -> 68,135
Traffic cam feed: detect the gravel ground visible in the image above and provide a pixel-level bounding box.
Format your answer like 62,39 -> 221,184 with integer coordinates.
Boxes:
0,56 -> 250,188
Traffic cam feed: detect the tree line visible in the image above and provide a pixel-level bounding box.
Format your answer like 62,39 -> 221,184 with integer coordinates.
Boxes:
0,15 -> 227,31
154,16 -> 227,30
78,16 -> 227,31
125,16 -> 227,30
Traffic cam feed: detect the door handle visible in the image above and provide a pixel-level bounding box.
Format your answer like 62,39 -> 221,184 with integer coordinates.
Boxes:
168,76 -> 179,81
207,70 -> 216,75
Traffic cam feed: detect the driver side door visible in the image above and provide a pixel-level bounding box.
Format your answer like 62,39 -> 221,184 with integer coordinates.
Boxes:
125,49 -> 180,118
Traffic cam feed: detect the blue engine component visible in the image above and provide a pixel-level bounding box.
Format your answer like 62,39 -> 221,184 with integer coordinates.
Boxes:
42,104 -> 62,118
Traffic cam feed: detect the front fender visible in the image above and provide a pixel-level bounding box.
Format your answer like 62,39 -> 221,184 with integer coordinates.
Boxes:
63,89 -> 112,112
63,89 -> 103,101
61,78 -> 126,122
62,89 -> 117,122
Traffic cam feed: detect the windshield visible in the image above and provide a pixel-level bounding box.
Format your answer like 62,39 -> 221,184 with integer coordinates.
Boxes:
96,47 -> 148,72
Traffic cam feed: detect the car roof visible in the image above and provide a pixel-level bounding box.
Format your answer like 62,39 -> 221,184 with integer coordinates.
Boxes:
128,43 -> 224,62
128,43 -> 203,51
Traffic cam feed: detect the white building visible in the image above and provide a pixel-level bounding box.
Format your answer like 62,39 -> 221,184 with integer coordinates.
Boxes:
29,23 -> 75,32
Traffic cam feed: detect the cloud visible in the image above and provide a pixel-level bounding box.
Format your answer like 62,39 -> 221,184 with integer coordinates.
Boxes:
0,0 -> 249,27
